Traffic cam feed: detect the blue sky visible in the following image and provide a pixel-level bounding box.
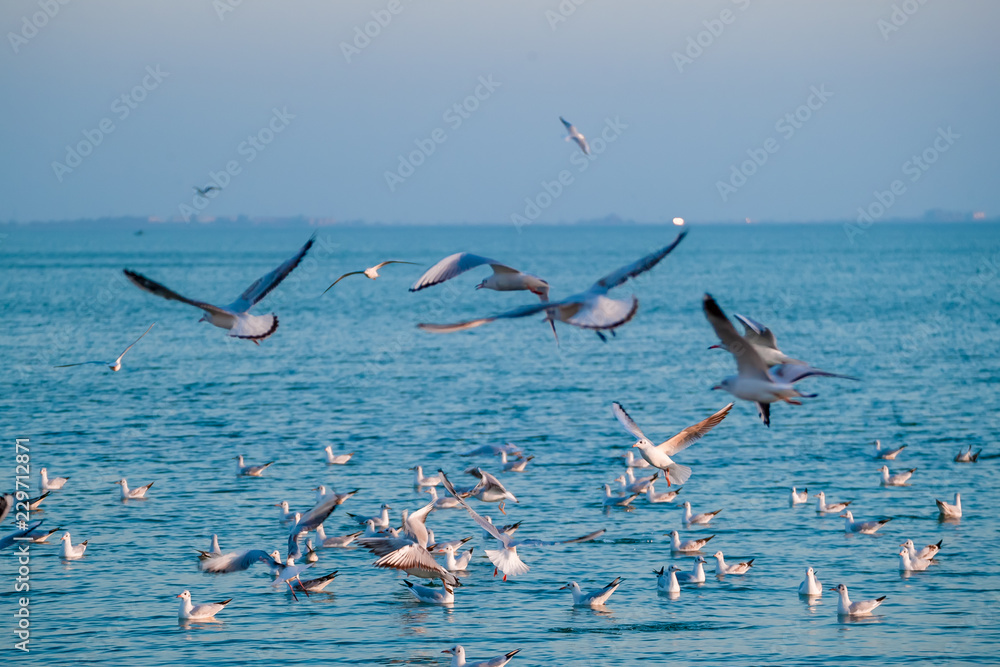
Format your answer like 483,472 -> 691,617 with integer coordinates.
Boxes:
1,0 -> 997,223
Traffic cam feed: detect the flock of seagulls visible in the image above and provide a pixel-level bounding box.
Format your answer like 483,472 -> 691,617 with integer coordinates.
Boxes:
12,189 -> 987,664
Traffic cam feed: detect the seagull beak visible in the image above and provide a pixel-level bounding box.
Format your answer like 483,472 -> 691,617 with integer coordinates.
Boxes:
708,344 -> 721,350
559,584 -> 569,590
711,385 -> 722,391
176,593 -> 183,598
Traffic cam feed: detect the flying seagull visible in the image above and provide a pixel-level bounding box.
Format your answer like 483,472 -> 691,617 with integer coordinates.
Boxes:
193,186 -> 219,197
560,117 -> 590,155
702,293 -> 856,426
54,323 -> 155,372
418,231 -> 687,341
323,261 -> 419,294
123,235 -> 314,344
612,401 -> 733,486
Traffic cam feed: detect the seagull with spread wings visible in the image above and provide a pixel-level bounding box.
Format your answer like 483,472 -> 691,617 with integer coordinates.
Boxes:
356,502 -> 459,587
123,235 -> 314,344
560,116 -> 590,155
54,323 -> 155,372
418,231 -> 687,341
611,401 -> 733,486
323,260 -> 419,294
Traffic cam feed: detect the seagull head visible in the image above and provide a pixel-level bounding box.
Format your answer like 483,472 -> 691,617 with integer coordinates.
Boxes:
475,278 -> 488,290
176,590 -> 191,600
60,532 -> 70,542
559,582 -> 581,592
442,646 -> 464,657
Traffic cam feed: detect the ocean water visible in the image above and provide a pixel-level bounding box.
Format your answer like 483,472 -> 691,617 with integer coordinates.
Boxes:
1,222 -> 998,666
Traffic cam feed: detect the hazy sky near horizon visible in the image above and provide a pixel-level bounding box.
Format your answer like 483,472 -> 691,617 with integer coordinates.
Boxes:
1,0 -> 997,224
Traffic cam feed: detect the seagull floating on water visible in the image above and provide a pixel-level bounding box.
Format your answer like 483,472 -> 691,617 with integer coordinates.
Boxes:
601,484 -> 638,507
614,471 -> 657,495
646,481 -> 682,504
442,645 -> 520,667
676,556 -> 707,583
879,465 -> 916,487
323,447 -> 354,465
419,232 -> 687,342
499,451 -> 533,472
682,501 -> 721,525
841,510 -> 891,534
315,524 -> 362,548
235,455 -> 274,477
799,567 -> 822,596
559,116 -> 590,155
624,450 -> 651,469
898,548 -> 933,572
176,590 -> 231,620
831,583 -> 885,616
790,487 -> 809,505
349,503 -> 391,529
612,401 -> 732,486
401,579 -> 454,605
54,323 -> 155,372
117,478 -> 154,500
872,439 -> 907,460
292,570 -> 339,593
901,538 -> 942,561
60,532 -> 88,559
123,235 -> 314,343
197,534 -> 223,560
668,530 -> 714,553
712,551 -> 754,575
655,565 -> 682,594
814,491 -> 851,513
936,492 -> 962,519
410,466 -> 443,487
323,260 -> 419,293
561,577 -> 623,607
39,468 -> 69,491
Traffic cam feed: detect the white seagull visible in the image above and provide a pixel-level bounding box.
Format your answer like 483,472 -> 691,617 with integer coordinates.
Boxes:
901,539 -> 942,562
831,583 -> 885,616
116,478 -> 154,500
197,534 -> 223,560
291,570 -> 339,593
667,530 -> 714,553
814,491 -> 851,513
54,323 -> 155,372
559,116 -> 590,155
799,567 -> 822,596
40,468 -> 68,491
624,450 -> 651,469
936,492 -> 962,519
314,524 -> 362,548
612,401 -> 733,486
614,471 -> 658,495
841,510 -> 891,534
123,234 -> 314,343
872,439 -> 907,460
954,445 -> 981,463
200,549 -> 283,574
655,565 -> 682,594
703,294 -> 856,426
60,532 -> 88,559
410,466 -> 443,487
646,481 -> 682,504
682,501 -> 721,525
499,451 -> 533,473
401,579 -> 454,605
561,577 -> 624,607
708,312 -> 806,367
442,645 -> 520,667
418,232 -> 687,342
712,551 -> 754,575
323,447 -> 354,465
601,484 -> 639,507
434,543 -> 475,571
676,556 -> 707,584
323,260 -> 419,293
423,486 -> 467,510
466,467 -> 518,514
176,590 -> 232,620
235,455 -> 274,477
274,501 -> 295,522
898,548 -> 933,572
878,465 -> 916,487
357,502 -> 459,587
349,503 -> 392,529
789,487 -> 809,505
411,253 -> 550,301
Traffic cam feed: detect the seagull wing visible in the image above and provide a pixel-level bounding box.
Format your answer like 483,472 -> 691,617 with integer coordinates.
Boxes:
373,260 -> 419,270
440,471 -> 510,545
565,295 -> 638,330
409,253 -> 516,291
0,521 -> 43,551
657,403 -> 734,456
702,294 -> 770,380
323,271 -> 365,293
612,402 -> 649,442
227,234 -> 315,311
115,322 -> 156,363
560,116 -> 574,132
589,577 -> 623,605
770,364 -> 858,384
123,270 -> 232,317
200,549 -> 275,573
733,313 -> 779,350
418,301 -> 556,334
590,231 -> 688,293
53,361 -> 107,368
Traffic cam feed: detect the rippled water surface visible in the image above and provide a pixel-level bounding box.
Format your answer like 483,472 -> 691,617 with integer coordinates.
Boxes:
2,223 -> 999,666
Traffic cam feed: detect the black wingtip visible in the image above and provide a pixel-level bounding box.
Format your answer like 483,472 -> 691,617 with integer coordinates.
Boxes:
506,649 -> 522,659
876,596 -> 887,602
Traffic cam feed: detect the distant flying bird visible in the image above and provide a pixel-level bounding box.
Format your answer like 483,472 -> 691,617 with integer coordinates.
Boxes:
411,253 -> 551,300
123,234 -> 314,344
323,261 -> 419,294
54,323 -> 155,372
419,231 -> 687,342
703,293 -> 856,426
612,401 -> 733,486
193,186 -> 219,197
560,116 -> 590,155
